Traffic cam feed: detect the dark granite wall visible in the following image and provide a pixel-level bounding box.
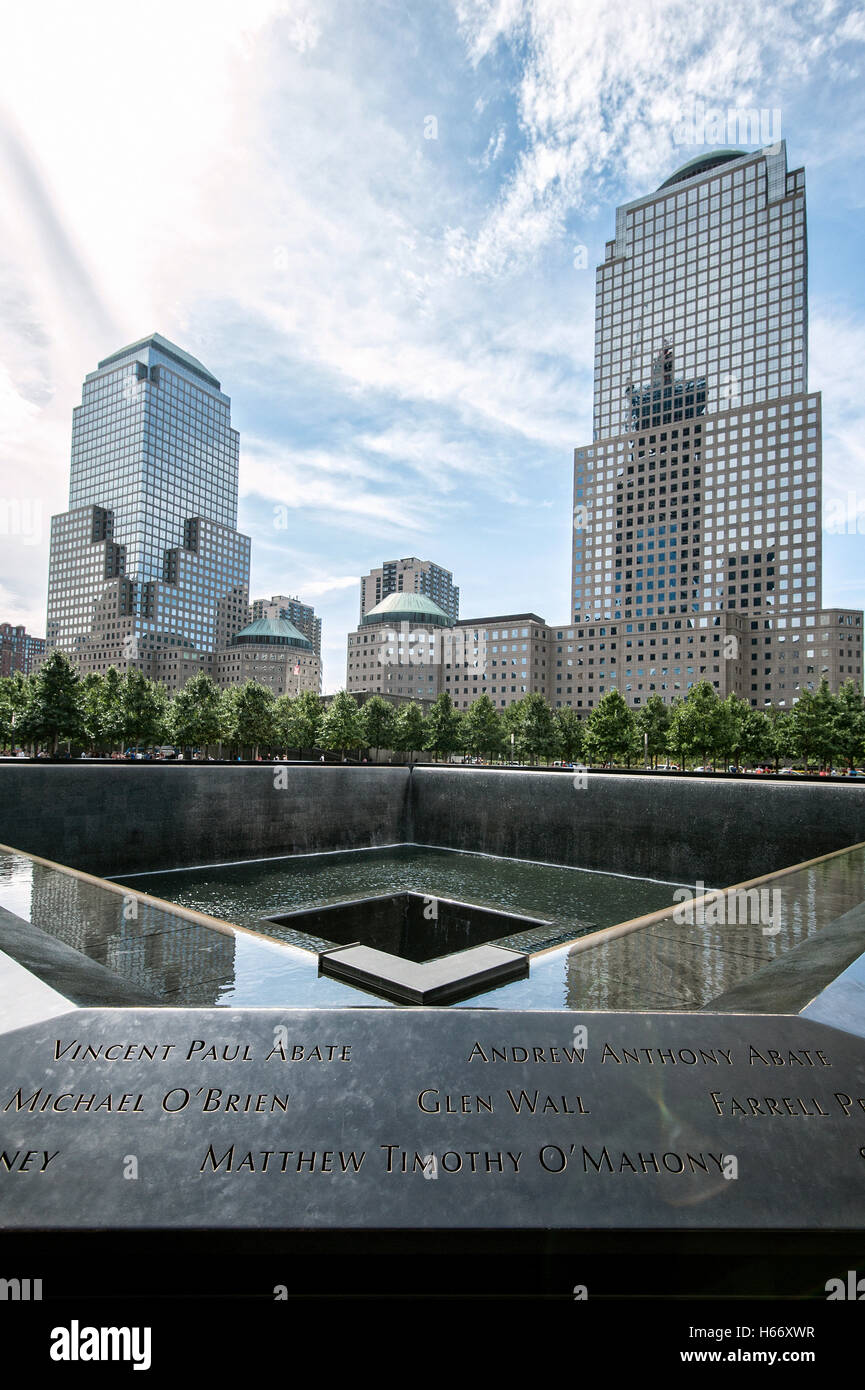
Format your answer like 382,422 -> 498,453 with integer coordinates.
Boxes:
410,769 -> 865,884
1,764 -> 864,885
0,765 -> 411,876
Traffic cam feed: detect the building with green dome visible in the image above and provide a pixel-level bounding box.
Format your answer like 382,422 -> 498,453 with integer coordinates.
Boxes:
217,615 -> 320,697
359,556 -> 459,623
250,594 -> 322,690
360,592 -> 453,628
348,591 -> 452,703
348,594 -> 555,712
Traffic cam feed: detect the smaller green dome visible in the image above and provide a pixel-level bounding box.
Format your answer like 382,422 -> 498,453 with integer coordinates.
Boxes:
234,617 -> 312,649
659,149 -> 745,190
361,592 -> 452,627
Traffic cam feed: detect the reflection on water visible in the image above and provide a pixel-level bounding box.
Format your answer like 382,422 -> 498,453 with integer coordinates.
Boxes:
3,842 -> 865,1011
13,853 -> 238,1005
0,848 -> 384,1008
461,849 -> 865,1010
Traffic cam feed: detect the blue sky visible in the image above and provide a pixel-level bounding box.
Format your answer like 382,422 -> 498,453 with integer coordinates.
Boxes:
2,0 -> 865,690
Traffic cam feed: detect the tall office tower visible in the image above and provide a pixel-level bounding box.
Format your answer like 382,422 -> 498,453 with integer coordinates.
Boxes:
46,335 -> 251,688
571,141 -> 862,709
359,557 -> 459,623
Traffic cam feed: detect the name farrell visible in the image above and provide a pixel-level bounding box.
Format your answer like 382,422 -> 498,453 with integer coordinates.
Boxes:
709,1091 -> 829,1117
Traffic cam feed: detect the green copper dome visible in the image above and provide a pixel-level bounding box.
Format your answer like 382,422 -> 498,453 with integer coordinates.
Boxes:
361,592 -> 452,627
233,617 -> 312,649
659,149 -> 745,190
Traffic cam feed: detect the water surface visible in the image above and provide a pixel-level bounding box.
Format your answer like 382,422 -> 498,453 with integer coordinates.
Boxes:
119,844 -> 686,954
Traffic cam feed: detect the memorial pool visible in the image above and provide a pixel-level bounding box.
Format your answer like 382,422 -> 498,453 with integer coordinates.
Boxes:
116,845 -> 688,952
2,765 -> 865,1013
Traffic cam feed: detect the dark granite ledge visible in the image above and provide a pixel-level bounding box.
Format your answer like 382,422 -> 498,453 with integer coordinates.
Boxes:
698,901 -> 865,1016
0,905 -> 160,1008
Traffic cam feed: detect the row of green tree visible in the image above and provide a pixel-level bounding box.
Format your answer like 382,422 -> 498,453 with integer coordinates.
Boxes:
578,678 -> 865,771
1,652 -> 863,769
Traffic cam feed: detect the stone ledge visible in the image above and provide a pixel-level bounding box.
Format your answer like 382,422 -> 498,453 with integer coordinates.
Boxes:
0,905 -> 159,1014
318,942 -> 528,1004
699,900 -> 865,1020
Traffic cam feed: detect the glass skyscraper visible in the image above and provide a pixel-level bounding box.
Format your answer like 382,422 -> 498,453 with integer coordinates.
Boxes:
593,143 -> 805,442
46,334 -> 250,686
568,141 -> 862,710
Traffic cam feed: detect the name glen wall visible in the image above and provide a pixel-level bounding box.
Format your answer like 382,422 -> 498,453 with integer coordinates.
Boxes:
1,1009 -> 864,1230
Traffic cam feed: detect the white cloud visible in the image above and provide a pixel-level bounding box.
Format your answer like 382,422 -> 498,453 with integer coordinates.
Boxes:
294,574 -> 359,599
811,309 -> 865,500
477,124 -> 507,168
449,0 -> 865,276
240,439 -> 429,531
2,0 -> 865,679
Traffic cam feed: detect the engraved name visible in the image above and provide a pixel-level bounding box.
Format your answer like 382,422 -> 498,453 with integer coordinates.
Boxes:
416,1089 -> 590,1115
468,1043 -> 584,1063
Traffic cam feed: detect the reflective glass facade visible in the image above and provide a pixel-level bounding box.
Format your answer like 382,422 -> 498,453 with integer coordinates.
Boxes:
594,142 -> 806,439
573,392 -> 820,624
47,335 -> 250,681
573,141 -> 817,628
568,142 -> 863,710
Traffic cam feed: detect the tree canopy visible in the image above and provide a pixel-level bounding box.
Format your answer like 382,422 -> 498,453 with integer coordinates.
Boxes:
1,658 -> 862,772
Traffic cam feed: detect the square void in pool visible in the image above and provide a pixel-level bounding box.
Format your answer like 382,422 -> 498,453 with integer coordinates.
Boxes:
265,890 -> 551,963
